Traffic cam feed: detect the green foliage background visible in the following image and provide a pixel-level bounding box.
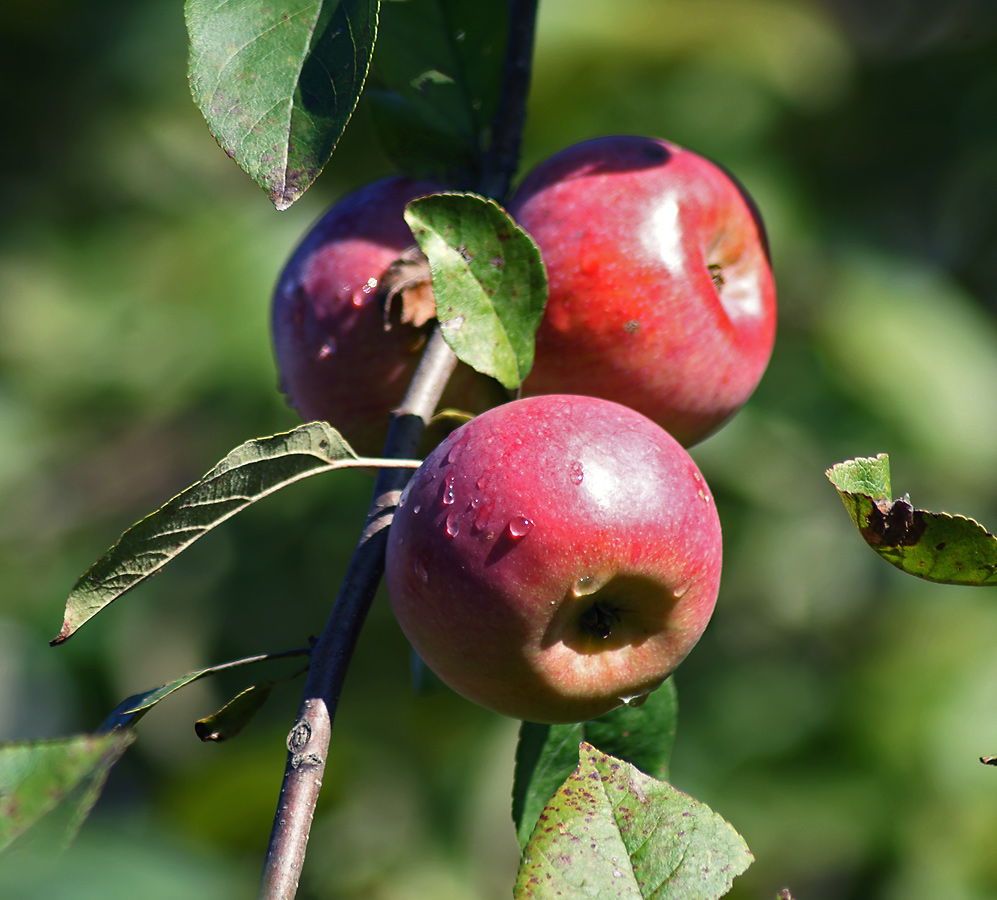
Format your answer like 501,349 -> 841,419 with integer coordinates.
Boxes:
4,1 -> 997,897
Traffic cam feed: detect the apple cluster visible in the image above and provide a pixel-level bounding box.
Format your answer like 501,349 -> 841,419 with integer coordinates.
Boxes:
271,135 -> 776,723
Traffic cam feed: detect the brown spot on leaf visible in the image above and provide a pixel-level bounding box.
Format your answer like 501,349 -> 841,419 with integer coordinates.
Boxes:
862,497 -> 927,548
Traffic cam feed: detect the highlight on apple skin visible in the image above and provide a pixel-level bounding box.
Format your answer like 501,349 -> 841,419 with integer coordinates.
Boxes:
384,394 -> 723,724
508,135 -> 777,447
271,176 -> 495,457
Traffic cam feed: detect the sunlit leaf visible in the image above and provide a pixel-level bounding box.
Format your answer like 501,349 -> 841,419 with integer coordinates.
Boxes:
367,0 -> 507,185
0,731 -> 135,853
827,454 -> 997,585
404,192 -> 546,389
186,0 -> 379,209
99,649 -> 310,732
514,742 -> 752,899
512,680 -> 678,849
54,422 -> 419,644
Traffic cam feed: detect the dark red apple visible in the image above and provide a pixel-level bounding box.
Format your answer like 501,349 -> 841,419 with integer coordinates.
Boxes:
271,177 -> 496,457
385,394 -> 722,723
508,136 -> 777,446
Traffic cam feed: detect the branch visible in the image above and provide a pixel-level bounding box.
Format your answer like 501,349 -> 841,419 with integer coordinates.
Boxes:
480,0 -> 540,201
259,329 -> 457,899
259,1 -> 540,894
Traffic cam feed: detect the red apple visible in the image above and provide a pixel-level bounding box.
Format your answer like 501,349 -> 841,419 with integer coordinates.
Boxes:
271,177 -> 496,457
385,394 -> 722,723
508,135 -> 776,446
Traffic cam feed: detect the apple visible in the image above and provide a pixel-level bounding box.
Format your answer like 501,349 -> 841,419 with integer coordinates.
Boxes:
271,176 -> 496,457
385,394 -> 722,723
508,135 -> 777,447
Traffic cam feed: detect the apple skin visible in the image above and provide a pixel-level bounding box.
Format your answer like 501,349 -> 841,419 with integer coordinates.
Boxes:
271,177 -> 496,457
508,135 -> 776,447
385,394 -> 722,723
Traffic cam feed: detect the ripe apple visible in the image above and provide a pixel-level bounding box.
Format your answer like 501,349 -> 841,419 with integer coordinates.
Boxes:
271,176 -> 496,457
508,135 -> 777,447
385,394 -> 722,723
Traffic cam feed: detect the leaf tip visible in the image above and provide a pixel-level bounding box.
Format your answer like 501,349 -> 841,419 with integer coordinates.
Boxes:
50,621 -> 74,647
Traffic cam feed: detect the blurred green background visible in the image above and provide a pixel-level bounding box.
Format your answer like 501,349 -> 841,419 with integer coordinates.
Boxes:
4,0 -> 997,897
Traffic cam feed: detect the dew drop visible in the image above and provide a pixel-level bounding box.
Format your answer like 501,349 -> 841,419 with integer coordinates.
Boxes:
612,867 -> 623,878
445,512 -> 461,537
673,582 -> 690,599
318,340 -> 336,359
412,503 -> 422,515
414,554 -> 430,585
507,515 -> 533,539
619,693 -> 649,708
571,574 -> 605,597
442,477 -> 456,506
569,461 -> 584,485
476,474 -> 491,491
473,498 -> 495,532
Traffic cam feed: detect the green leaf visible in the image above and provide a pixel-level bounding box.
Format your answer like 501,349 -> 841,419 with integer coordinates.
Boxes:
404,192 -> 547,389
53,422 -> 416,644
195,683 -> 276,743
0,731 -> 135,853
827,454 -> 997,585
98,649 -> 310,732
514,742 -> 753,900
186,0 -> 379,209
512,680 -> 678,849
367,0 -> 508,185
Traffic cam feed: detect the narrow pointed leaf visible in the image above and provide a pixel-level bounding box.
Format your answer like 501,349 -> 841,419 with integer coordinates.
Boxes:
513,680 -> 678,849
0,731 -> 135,853
186,0 -> 379,209
515,743 -> 752,900
404,192 -> 546,389
99,650 -> 310,733
195,682 -> 278,743
54,422 -> 418,644
827,454 -> 997,585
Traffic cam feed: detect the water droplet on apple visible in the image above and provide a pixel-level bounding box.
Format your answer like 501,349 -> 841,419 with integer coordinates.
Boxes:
442,477 -> 456,506
473,498 -> 495,533
619,693 -> 649,708
318,340 -> 336,359
412,503 -> 422,515
571,574 -> 607,597
673,582 -> 690,599
414,554 -> 430,584
612,867 -> 623,878
445,512 -> 461,537
569,461 -> 584,485
507,516 -> 533,539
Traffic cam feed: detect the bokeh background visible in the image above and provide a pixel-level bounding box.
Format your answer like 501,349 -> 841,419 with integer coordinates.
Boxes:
4,0 -> 997,897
